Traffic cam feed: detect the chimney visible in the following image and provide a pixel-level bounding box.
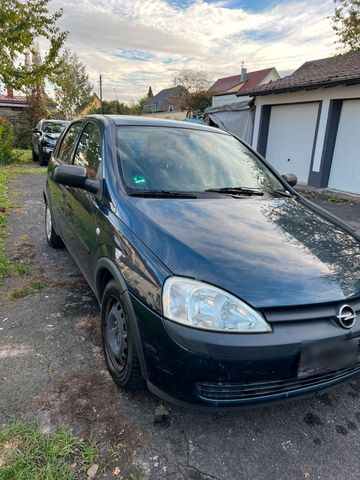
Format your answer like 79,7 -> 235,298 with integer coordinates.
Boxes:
240,67 -> 248,82
7,87 -> 14,98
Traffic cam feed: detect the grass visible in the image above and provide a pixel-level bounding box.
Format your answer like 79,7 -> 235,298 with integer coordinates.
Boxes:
324,195 -> 353,205
12,149 -> 32,165
11,279 -> 46,299
0,150 -> 45,287
0,423 -> 99,480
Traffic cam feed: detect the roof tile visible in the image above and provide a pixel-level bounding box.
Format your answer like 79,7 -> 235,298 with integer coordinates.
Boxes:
241,51 -> 360,96
209,68 -> 275,95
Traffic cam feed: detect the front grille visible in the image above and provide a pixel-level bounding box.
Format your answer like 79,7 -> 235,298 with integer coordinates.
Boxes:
196,365 -> 360,401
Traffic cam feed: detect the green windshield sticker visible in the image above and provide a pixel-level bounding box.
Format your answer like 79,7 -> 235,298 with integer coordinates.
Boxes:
133,175 -> 146,184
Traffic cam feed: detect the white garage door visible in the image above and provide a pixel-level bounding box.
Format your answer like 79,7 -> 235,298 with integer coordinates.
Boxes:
328,99 -> 360,194
265,103 -> 319,183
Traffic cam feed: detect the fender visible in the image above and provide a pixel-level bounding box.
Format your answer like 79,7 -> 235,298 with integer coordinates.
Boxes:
95,257 -> 149,381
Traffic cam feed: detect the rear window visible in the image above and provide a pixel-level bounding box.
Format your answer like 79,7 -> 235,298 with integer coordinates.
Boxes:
43,122 -> 67,134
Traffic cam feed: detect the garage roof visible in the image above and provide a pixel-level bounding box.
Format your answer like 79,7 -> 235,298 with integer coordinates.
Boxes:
240,51 -> 360,96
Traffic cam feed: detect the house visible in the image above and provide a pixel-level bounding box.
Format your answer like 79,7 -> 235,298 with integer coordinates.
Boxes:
80,93 -> 101,116
0,87 -> 57,123
209,67 -> 279,107
0,88 -> 28,122
243,51 -> 360,194
143,86 -> 188,113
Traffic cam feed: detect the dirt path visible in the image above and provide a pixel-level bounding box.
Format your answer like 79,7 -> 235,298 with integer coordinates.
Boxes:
2,174 -> 360,479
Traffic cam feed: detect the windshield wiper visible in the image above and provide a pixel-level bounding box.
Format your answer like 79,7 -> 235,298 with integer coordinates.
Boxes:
205,187 -> 264,196
267,188 -> 293,197
129,190 -> 197,198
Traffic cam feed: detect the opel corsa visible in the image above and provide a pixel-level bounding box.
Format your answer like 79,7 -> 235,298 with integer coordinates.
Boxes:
44,115 -> 360,408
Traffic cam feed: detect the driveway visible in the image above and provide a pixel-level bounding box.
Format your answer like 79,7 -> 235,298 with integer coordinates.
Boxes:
2,174 -> 360,479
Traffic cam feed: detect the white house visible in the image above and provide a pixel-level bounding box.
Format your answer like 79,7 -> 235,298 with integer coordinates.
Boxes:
244,51 -> 360,194
209,67 -> 279,107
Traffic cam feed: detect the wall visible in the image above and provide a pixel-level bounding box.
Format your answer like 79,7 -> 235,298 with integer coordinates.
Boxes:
212,93 -> 251,107
140,111 -> 187,121
252,84 -> 360,188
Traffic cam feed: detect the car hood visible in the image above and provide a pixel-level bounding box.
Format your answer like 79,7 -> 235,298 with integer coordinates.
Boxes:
124,196 -> 360,308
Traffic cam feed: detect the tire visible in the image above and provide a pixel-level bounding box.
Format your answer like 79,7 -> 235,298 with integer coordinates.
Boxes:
45,203 -> 63,248
101,280 -> 144,390
32,149 -> 38,162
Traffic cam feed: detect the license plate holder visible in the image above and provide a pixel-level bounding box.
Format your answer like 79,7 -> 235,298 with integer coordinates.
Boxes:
298,339 -> 359,378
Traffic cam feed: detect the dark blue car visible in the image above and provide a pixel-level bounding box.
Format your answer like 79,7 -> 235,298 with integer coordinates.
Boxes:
44,115 -> 360,408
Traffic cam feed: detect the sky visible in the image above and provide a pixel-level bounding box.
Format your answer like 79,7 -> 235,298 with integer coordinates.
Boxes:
46,0 -> 337,103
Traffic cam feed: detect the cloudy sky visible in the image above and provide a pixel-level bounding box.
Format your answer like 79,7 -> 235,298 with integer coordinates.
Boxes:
49,0 -> 337,103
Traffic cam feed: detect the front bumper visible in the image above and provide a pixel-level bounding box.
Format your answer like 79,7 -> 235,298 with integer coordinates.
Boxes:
130,294 -> 360,408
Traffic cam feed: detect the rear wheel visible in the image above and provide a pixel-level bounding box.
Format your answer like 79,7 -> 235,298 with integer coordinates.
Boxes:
101,280 -> 144,390
45,204 -> 63,248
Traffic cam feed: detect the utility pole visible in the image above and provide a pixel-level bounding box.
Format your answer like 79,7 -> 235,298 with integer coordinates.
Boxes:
99,74 -> 103,113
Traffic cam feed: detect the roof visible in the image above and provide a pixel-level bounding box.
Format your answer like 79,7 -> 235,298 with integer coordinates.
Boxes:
241,51 -> 360,96
144,85 -> 187,106
209,68 -> 275,96
0,94 -> 27,104
88,114 -> 228,133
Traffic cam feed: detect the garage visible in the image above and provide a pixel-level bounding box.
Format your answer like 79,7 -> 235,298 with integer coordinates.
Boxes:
328,99 -> 360,194
265,103 -> 319,183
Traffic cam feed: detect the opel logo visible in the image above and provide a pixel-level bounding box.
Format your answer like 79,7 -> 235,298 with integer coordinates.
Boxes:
336,304 -> 357,329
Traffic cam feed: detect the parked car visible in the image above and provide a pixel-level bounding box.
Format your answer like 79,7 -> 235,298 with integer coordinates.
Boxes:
32,119 -> 69,166
44,115 -> 360,408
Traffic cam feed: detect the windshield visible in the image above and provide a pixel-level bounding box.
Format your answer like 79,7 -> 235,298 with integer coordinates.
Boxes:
43,122 -> 67,134
116,126 -> 285,193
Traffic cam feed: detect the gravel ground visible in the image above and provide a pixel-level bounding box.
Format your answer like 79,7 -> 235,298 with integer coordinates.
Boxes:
2,174 -> 360,480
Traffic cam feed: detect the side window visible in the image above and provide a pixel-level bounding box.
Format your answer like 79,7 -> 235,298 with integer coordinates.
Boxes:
73,123 -> 102,180
57,122 -> 83,164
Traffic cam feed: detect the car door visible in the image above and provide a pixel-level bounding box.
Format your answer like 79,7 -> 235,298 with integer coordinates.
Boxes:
32,121 -> 42,155
63,121 -> 103,285
48,121 -> 84,244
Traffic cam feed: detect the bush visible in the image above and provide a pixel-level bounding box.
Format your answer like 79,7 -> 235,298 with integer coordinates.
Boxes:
0,117 -> 14,165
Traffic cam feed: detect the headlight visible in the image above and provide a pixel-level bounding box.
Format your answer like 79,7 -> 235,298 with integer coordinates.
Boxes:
162,277 -> 271,333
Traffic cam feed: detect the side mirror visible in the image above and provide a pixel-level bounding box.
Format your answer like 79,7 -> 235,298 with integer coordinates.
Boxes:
54,165 -> 99,194
282,173 -> 297,187
32,127 -> 40,133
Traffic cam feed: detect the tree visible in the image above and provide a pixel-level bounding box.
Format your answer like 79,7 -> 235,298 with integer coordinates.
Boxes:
332,0 -> 360,51
147,86 -> 154,98
54,49 -> 92,119
0,0 -> 67,90
90,100 -> 132,115
173,68 -> 209,93
14,47 -> 48,148
183,90 -> 212,113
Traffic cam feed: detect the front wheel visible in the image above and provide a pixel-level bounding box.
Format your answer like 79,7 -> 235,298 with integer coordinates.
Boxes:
45,204 -> 63,248
32,149 -> 38,162
101,280 -> 144,390
38,146 -> 48,166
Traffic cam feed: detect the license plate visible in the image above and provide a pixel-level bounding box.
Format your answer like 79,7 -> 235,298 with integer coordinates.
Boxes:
298,339 -> 359,378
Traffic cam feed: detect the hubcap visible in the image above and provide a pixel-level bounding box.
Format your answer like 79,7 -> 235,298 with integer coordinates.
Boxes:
45,205 -> 52,240
105,299 -> 128,372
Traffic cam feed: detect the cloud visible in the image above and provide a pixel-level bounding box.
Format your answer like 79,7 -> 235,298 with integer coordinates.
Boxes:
49,0 -> 336,102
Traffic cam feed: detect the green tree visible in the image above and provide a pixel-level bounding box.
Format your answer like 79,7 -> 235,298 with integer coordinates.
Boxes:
0,117 -> 14,165
14,48 -> 48,148
332,0 -> 360,51
147,86 -> 154,98
0,0 -> 67,90
183,90 -> 212,113
54,49 -> 92,119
